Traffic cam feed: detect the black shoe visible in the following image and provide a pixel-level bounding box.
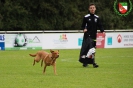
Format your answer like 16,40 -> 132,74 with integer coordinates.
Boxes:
93,64 -> 99,68
83,64 -> 88,67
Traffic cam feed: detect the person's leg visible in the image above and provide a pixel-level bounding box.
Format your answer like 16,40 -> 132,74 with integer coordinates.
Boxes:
92,40 -> 99,68
92,53 -> 99,68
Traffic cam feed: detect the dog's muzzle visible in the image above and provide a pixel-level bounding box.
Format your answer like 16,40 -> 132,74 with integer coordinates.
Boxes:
56,55 -> 59,58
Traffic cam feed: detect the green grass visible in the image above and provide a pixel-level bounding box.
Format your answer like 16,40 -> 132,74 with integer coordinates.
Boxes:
0,48 -> 133,88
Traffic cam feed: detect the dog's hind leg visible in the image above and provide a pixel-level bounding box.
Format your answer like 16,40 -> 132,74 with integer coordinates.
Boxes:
43,65 -> 47,74
41,59 -> 43,67
33,60 -> 35,66
33,55 -> 40,66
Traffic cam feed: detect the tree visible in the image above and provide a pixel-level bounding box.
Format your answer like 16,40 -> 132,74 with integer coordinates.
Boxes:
0,0 -> 132,30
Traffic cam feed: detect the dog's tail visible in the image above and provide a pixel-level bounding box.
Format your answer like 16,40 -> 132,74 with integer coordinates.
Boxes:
29,54 -> 37,57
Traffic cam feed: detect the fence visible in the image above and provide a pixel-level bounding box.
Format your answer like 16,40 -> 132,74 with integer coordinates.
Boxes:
0,30 -> 133,50
0,29 -> 133,34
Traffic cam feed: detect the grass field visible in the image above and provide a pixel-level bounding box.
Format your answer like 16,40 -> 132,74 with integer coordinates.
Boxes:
0,48 -> 133,88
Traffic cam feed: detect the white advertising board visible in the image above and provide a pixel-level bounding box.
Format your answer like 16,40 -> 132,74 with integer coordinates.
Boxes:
3,32 -> 133,50
42,33 -> 83,49
105,32 -> 133,48
5,34 -> 42,50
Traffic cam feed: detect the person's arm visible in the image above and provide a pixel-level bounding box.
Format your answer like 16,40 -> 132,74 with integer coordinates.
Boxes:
97,17 -> 105,35
81,17 -> 87,33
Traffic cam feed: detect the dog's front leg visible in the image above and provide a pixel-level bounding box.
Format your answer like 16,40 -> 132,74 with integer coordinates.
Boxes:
43,65 -> 47,74
53,63 -> 57,75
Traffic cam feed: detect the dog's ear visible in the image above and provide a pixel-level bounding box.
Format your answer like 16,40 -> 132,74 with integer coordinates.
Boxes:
50,49 -> 54,53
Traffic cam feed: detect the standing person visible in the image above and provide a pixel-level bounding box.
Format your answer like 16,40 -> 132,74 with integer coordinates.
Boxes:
79,3 -> 105,67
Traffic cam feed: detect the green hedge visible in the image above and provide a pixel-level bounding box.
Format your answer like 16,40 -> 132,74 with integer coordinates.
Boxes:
0,0 -> 133,30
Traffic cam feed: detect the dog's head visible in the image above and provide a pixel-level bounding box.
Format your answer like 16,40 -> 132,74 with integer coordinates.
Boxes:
50,49 -> 59,58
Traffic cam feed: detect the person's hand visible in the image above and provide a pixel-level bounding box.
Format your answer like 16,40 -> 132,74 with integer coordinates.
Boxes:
83,29 -> 87,33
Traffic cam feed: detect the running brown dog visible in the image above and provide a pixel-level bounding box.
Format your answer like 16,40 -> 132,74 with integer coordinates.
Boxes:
29,50 -> 59,75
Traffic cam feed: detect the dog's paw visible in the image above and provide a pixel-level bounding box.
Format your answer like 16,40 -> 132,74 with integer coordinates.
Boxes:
55,73 -> 58,75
